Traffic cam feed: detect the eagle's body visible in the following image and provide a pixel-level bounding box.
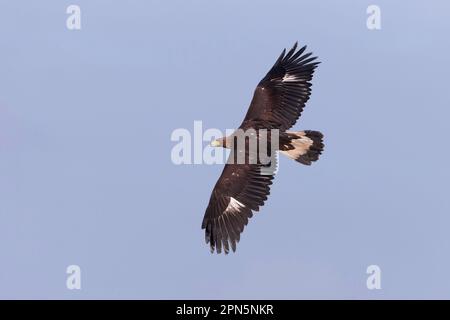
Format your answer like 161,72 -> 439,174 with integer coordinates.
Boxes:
203,43 -> 323,254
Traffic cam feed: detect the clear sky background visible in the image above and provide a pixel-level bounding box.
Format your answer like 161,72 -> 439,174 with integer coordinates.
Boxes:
1,0 -> 450,299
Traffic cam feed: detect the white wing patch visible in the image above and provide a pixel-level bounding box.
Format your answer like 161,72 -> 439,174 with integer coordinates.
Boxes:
225,197 -> 245,213
282,73 -> 298,82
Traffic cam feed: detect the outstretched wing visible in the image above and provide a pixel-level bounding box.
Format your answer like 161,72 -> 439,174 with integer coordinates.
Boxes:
243,42 -> 320,131
201,157 -> 277,254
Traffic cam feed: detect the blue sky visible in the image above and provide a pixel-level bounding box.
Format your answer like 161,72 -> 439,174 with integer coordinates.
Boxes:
1,0 -> 450,299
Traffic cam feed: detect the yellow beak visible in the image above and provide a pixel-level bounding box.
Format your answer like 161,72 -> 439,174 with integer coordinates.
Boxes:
210,140 -> 221,147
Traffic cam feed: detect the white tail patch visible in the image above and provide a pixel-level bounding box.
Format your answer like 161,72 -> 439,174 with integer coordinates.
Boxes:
280,131 -> 313,160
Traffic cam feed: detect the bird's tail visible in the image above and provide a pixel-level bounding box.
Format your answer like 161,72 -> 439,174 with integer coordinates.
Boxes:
280,131 -> 324,165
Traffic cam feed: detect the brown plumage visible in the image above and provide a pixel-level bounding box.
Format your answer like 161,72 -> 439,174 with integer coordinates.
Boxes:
203,42 -> 324,254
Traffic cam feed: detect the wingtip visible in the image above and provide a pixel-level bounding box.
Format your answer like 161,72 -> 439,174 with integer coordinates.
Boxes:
292,41 -> 298,50
279,48 -> 287,59
285,43 -> 298,60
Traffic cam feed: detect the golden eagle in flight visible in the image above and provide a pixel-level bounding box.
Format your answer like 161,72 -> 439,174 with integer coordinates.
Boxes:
202,42 -> 323,254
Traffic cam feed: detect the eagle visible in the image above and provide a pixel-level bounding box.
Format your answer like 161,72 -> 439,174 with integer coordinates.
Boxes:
202,42 -> 324,254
